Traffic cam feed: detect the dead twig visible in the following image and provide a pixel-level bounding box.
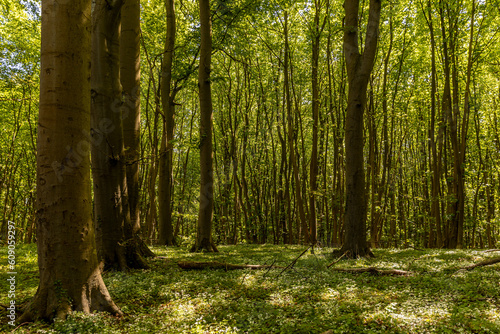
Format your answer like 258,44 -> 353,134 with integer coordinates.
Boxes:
263,258 -> 278,278
327,251 -> 349,268
276,246 -> 311,278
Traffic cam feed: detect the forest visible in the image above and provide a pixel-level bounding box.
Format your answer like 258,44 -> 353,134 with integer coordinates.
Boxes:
1,0 -> 500,332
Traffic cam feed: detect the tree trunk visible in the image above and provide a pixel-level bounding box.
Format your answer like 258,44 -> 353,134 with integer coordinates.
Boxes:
19,0 -> 121,321
309,0 -> 327,249
284,11 -> 310,244
340,0 -> 381,258
158,0 -> 177,246
121,0 -> 141,235
91,0 -> 148,270
191,0 -> 217,252
120,0 -> 156,259
423,0 -> 442,248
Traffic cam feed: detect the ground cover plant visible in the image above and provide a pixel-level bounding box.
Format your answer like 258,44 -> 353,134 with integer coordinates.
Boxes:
1,244 -> 500,333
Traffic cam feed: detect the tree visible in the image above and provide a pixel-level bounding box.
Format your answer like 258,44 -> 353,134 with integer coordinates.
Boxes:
121,0 -> 142,237
19,0 -> 121,321
121,0 -> 156,258
158,0 -> 177,246
284,10 -> 310,245
91,0 -> 148,269
340,0 -> 381,258
191,0 -> 218,252
309,0 -> 329,250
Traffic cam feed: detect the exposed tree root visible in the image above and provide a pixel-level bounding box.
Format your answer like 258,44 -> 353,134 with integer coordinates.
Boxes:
102,235 -> 154,272
177,261 -> 284,270
136,234 -> 156,258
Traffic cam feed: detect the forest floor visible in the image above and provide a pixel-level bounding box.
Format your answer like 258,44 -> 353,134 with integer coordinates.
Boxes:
1,243 -> 500,333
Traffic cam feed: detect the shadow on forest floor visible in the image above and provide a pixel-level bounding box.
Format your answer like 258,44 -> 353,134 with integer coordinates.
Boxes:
1,244 -> 499,333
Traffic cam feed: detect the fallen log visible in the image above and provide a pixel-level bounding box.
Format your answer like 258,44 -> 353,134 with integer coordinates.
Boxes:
461,257 -> 500,271
331,267 -> 413,276
177,261 -> 284,270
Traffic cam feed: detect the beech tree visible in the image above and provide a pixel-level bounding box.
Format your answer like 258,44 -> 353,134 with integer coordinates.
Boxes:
191,0 -> 218,252
91,0 -> 148,269
158,0 -> 177,246
341,0 -> 381,258
121,0 -> 141,238
120,0 -> 156,258
3,0 -> 500,253
19,0 -> 121,321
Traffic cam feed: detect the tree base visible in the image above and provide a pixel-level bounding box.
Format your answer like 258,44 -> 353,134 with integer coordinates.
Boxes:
103,235 -> 153,272
17,274 -> 122,323
190,238 -> 218,253
333,246 -> 375,259
137,234 -> 156,257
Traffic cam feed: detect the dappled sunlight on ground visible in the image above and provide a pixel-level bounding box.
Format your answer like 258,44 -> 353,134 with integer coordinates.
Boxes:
1,244 -> 500,333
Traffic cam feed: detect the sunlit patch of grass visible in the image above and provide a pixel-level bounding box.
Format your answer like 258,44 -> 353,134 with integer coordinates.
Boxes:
2,244 -> 500,333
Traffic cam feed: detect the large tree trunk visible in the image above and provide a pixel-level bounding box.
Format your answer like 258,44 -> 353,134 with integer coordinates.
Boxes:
158,0 -> 177,246
19,0 -> 121,322
91,0 -> 148,270
120,0 -> 156,259
120,0 -> 141,235
191,0 -> 217,252
340,0 -> 381,258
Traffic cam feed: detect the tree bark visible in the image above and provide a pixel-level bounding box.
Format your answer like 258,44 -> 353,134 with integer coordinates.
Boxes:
121,0 -> 141,235
422,0 -> 443,248
19,0 -> 121,321
91,0 -> 148,270
158,0 -> 177,246
341,0 -> 381,258
284,11 -> 310,244
309,0 -> 328,250
120,0 -> 156,259
191,0 -> 217,252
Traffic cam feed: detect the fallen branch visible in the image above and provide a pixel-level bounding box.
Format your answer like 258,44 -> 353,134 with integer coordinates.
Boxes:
331,267 -> 413,276
276,246 -> 311,278
483,249 -> 500,253
327,251 -> 349,268
177,261 -> 283,270
263,258 -> 278,277
460,257 -> 500,271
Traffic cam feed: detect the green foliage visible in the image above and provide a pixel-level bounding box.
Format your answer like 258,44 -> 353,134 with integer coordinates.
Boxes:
52,312 -> 119,334
2,244 -> 500,333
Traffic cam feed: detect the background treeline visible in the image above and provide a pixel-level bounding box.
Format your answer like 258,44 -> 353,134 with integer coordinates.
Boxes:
1,0 -> 500,249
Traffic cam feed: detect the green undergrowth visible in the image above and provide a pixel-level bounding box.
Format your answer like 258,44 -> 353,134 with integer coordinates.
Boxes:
1,244 -> 500,333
